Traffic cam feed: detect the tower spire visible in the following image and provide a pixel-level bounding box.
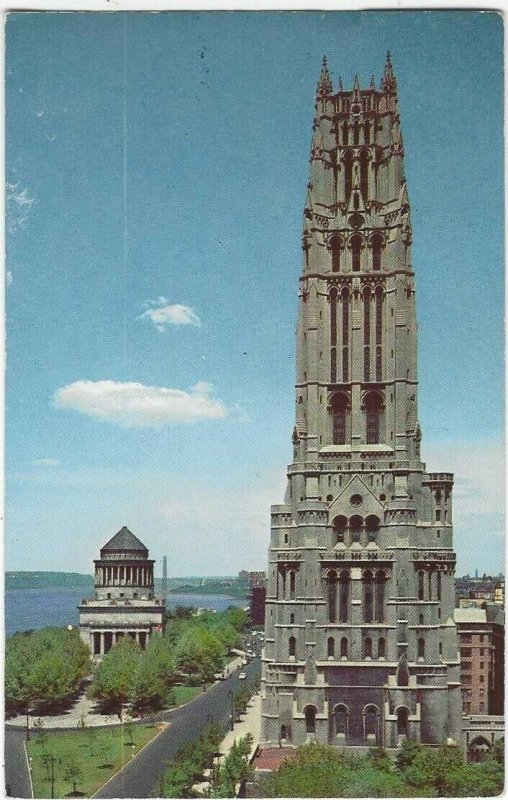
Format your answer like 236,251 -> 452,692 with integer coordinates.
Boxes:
316,55 -> 333,97
381,49 -> 397,92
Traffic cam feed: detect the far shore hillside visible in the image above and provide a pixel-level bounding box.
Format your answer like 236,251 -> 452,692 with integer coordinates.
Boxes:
6,571 -> 250,597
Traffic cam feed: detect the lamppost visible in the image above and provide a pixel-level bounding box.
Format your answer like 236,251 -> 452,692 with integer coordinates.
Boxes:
228,690 -> 234,731
25,711 -> 30,741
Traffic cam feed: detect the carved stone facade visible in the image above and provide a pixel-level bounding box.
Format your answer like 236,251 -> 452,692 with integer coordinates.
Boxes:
78,526 -> 165,657
260,55 -> 462,749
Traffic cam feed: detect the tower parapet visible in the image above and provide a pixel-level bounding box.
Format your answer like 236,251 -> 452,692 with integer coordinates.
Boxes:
261,56 -> 461,750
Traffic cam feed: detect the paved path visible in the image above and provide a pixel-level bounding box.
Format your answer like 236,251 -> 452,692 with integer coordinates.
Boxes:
93,657 -> 261,798
4,728 -> 33,799
6,658 -> 245,731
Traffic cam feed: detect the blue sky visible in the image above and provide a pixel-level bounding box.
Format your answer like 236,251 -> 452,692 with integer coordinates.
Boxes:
6,11 -> 504,576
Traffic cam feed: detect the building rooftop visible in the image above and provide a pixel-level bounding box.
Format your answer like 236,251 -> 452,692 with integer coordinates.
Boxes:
454,608 -> 487,624
100,526 -> 148,556
251,747 -> 297,772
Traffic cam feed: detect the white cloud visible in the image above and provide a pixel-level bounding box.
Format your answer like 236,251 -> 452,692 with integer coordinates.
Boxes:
424,440 -> 504,522
6,271 -> 13,286
32,458 -> 60,467
7,182 -> 35,233
139,299 -> 201,332
155,472 -> 287,571
52,379 -> 228,427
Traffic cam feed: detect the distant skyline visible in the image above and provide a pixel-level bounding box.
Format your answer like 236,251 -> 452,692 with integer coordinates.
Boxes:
6,11 -> 504,575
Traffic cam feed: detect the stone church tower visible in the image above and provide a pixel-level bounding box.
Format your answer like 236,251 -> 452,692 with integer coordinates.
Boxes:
260,55 -> 462,749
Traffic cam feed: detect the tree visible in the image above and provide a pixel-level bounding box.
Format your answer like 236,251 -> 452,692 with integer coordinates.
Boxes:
89,636 -> 140,712
129,635 -> 175,713
63,758 -> 83,794
173,627 -> 223,684
5,627 -> 90,714
32,717 -> 48,748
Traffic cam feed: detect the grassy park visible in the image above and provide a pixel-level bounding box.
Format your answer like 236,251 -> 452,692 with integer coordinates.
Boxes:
27,723 -> 161,798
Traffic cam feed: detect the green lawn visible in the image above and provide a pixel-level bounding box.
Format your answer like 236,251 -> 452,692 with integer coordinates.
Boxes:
171,685 -> 201,705
27,723 -> 161,798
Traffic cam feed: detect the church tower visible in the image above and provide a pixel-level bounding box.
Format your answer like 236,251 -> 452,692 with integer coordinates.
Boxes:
260,55 -> 462,749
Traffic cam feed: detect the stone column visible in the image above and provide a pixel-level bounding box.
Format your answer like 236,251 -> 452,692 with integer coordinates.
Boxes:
100,632 -> 105,656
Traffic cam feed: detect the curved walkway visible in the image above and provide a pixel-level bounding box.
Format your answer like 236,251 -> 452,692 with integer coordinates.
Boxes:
4,657 -> 259,799
6,658 -> 244,731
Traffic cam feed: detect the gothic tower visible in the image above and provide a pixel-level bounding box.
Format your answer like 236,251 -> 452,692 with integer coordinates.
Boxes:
260,55 -> 462,749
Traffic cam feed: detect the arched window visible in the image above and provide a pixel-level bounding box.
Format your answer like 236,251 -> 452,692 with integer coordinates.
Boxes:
418,570 -> 425,601
363,570 -> 374,623
375,570 -> 386,622
375,286 -> 383,381
417,637 -> 425,659
419,613 -> 424,625
340,636 -> 348,658
364,636 -> 372,659
338,570 -> 350,623
330,287 -> 337,344
289,636 -> 296,657
341,288 -> 349,382
437,572 -> 442,601
331,393 -> 348,445
397,569 -> 409,597
364,120 -> 371,144
365,392 -> 383,444
363,286 -> 371,381
353,121 -> 360,145
344,151 -> 353,200
397,656 -> 409,687
351,235 -> 362,271
365,514 -> 380,543
350,515 -> 363,544
333,515 -> 347,545
342,122 -> 349,146
280,724 -> 287,741
334,705 -> 348,735
360,150 -> 369,200
305,705 -> 317,733
364,705 -> 377,741
327,570 -> 338,623
397,707 -> 409,737
289,571 -> 296,600
372,234 -> 383,271
330,286 -> 338,383
330,236 -> 342,273
330,348 -> 337,384
378,637 -> 386,659
327,637 -> 335,658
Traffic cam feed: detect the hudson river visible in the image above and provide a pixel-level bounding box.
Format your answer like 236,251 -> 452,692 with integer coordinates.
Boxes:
5,588 -> 247,637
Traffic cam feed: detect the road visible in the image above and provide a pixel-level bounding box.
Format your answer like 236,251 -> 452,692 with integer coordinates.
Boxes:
94,655 -> 261,798
4,727 -> 33,798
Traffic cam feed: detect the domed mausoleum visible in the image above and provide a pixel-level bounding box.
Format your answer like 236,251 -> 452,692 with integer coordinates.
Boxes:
78,526 -> 166,658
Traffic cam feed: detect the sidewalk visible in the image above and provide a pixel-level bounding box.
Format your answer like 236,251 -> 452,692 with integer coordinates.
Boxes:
194,692 -> 261,796
218,691 -> 261,756
7,656 -> 247,730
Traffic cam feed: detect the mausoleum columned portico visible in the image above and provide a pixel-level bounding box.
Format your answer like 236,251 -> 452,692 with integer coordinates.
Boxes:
78,526 -> 165,658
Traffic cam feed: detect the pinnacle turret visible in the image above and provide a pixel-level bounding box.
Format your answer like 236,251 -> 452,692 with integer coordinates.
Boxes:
381,50 -> 397,93
316,55 -> 333,97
